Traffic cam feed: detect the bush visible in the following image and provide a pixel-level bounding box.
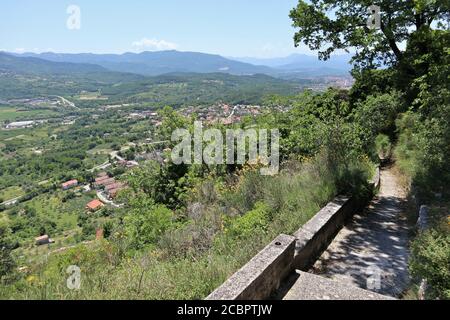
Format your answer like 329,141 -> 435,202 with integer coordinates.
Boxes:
124,194 -> 174,249
375,134 -> 392,159
410,225 -> 450,300
395,109 -> 450,198
0,223 -> 16,283
224,202 -> 270,240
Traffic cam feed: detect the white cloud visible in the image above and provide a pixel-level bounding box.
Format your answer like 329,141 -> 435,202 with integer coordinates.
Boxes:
14,48 -> 26,53
131,38 -> 178,52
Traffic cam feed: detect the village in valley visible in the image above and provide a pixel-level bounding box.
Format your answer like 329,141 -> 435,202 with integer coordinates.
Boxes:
0,50 -> 352,275
0,96 -> 290,263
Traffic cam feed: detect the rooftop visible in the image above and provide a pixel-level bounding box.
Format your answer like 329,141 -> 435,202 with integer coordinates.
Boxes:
62,179 -> 78,188
86,199 -> 104,210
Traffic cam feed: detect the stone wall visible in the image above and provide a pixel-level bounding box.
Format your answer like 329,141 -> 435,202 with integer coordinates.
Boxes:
206,167 -> 380,300
206,234 -> 296,300
293,195 -> 362,271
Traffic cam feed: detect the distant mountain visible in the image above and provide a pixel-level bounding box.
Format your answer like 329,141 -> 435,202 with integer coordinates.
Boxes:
0,52 -> 304,103
0,52 -> 146,99
14,51 -> 275,76
8,50 -> 353,78
232,53 -> 353,76
0,52 -> 107,75
230,55 -> 308,67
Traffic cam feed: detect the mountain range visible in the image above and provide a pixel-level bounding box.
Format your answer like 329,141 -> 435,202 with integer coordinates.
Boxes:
9,51 -> 272,76
5,50 -> 352,78
0,52 -> 106,75
232,53 -> 352,68
0,52 -> 304,103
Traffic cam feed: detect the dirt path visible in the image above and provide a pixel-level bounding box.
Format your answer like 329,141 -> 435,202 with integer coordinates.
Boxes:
311,165 -> 411,297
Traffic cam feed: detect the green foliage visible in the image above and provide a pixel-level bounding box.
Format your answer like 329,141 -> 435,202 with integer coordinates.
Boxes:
375,134 -> 392,159
124,194 -> 174,249
356,92 -> 401,135
224,202 -> 270,240
125,161 -> 191,209
290,0 -> 449,68
410,225 -> 450,300
265,89 -> 365,160
350,69 -> 396,104
0,222 -> 16,283
394,29 -> 449,196
157,106 -> 190,141
398,28 -> 450,106
395,110 -> 450,197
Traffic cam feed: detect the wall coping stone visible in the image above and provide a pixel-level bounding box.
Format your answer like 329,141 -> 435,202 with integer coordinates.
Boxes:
206,234 -> 296,300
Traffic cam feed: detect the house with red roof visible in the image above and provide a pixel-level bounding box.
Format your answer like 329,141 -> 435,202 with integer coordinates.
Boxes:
86,199 -> 104,212
35,235 -> 54,246
61,179 -> 78,190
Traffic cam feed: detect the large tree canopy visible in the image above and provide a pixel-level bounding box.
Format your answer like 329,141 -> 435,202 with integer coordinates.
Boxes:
290,0 -> 449,69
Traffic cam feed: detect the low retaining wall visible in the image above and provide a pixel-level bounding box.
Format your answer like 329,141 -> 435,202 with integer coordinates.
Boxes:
206,234 -> 296,300
207,168 -> 380,300
293,195 -> 362,270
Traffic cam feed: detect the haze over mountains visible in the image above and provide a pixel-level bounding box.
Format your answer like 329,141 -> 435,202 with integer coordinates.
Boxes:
0,52 -> 107,75
5,50 -> 352,78
0,52 -> 301,103
232,53 -> 352,69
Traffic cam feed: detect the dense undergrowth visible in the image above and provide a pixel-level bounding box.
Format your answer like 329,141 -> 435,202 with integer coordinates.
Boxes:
0,149 -> 373,299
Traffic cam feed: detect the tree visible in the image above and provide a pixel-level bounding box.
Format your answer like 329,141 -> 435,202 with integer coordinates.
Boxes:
124,194 -> 174,249
290,0 -> 449,68
353,91 -> 402,142
0,223 -> 16,282
410,227 -> 450,299
125,160 -> 190,209
157,106 -> 189,141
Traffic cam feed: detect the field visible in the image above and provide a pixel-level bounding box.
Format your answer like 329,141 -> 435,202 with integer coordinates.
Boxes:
87,143 -> 114,155
0,186 -> 24,202
4,189 -> 97,238
77,91 -> 108,101
0,106 -> 58,122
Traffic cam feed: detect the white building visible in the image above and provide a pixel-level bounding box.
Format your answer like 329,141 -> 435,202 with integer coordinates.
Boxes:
6,121 -> 35,129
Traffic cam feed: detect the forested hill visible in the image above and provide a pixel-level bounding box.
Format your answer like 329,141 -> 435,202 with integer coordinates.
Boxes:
0,53 -> 304,105
0,52 -> 108,75
13,50 -> 275,76
105,72 -> 302,105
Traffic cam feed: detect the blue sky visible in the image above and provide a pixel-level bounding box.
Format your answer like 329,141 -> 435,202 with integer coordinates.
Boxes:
0,0 -> 315,58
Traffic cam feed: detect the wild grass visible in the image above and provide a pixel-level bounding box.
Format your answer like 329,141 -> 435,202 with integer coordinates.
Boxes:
0,150 -> 373,300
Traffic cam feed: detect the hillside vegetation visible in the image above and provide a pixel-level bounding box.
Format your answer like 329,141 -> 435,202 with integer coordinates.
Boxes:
1,0 -> 449,300
0,53 -> 303,105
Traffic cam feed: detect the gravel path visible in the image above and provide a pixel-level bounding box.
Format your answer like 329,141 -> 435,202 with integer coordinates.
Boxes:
311,165 -> 411,297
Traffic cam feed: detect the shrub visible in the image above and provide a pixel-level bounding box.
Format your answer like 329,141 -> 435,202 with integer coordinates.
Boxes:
410,225 -> 450,300
124,194 -> 174,249
375,134 -> 392,159
0,223 -> 16,283
395,109 -> 450,198
224,202 -> 270,240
